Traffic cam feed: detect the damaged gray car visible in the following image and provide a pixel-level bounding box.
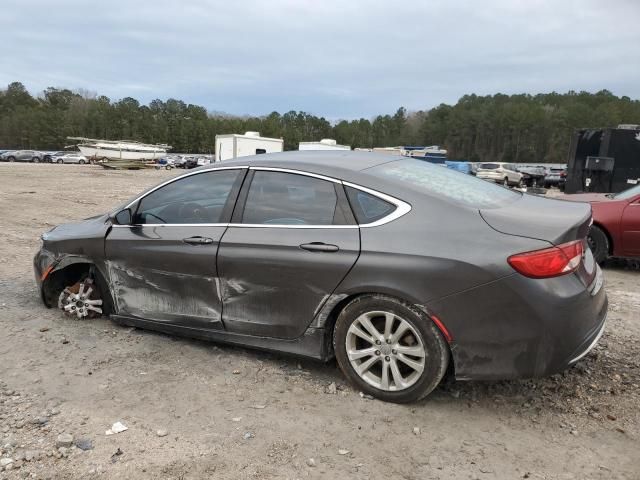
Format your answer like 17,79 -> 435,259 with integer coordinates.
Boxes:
34,151 -> 607,403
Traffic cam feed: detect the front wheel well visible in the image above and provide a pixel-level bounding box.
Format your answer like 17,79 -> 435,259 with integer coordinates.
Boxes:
42,262 -> 112,314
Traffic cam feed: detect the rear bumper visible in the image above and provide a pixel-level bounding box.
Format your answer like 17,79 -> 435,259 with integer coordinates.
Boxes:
568,311 -> 606,364
429,266 -> 608,381
476,172 -> 502,181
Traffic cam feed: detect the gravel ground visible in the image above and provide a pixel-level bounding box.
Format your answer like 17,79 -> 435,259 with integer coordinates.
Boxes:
0,163 -> 638,480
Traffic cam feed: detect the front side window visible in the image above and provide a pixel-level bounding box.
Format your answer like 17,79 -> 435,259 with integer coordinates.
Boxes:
242,171 -> 338,225
135,170 -> 240,224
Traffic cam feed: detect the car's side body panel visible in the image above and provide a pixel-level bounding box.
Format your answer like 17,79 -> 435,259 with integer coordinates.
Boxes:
620,198 -> 640,256
105,224 -> 226,329
562,192 -> 640,258
218,226 -> 360,338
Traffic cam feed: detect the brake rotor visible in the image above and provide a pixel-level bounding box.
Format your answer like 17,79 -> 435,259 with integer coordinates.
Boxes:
58,278 -> 103,319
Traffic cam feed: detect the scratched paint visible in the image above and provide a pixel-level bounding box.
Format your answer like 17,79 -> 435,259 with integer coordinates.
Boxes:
106,261 -> 221,323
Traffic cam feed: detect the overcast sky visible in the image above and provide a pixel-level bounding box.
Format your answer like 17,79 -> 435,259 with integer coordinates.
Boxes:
2,0 -> 639,119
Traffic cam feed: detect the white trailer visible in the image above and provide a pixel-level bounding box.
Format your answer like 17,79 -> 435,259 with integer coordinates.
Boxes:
215,132 -> 283,161
298,138 -> 350,151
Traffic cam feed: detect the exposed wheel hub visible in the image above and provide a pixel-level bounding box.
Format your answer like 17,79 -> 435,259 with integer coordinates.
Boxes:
58,278 -> 103,319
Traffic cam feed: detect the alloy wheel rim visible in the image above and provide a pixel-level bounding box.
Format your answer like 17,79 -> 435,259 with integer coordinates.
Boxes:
58,278 -> 103,319
345,311 -> 426,392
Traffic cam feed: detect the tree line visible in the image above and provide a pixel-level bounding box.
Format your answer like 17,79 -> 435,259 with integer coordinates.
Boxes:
1,81 -> 639,163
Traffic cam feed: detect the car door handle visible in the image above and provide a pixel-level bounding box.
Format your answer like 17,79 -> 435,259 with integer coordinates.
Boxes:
183,236 -> 214,245
300,242 -> 339,252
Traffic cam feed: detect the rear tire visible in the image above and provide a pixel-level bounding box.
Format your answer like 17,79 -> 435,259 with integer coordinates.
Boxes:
79,159 -> 86,164
588,225 -> 609,264
57,159 -> 64,164
334,294 -> 449,403
32,157 -> 41,163
8,156 -> 15,162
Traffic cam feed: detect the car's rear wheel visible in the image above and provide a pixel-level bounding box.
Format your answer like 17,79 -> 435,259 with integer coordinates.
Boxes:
79,159 -> 86,164
8,156 -> 15,162
334,294 -> 449,403
587,225 -> 609,264
57,159 -> 64,164
32,156 -> 41,163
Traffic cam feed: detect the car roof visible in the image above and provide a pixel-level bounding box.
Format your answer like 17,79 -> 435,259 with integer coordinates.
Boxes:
200,150 -> 402,180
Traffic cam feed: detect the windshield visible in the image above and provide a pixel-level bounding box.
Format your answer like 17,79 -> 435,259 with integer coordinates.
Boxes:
614,184 -> 640,200
369,159 -> 521,209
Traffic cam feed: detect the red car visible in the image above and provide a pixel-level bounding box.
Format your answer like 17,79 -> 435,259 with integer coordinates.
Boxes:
562,184 -> 640,263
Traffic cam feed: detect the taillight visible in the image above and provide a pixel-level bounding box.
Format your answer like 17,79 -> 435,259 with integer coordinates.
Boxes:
508,240 -> 584,279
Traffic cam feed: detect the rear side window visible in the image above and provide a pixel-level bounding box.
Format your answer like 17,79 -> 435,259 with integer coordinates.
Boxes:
242,171 -> 339,225
370,159 -> 520,209
346,186 -> 396,224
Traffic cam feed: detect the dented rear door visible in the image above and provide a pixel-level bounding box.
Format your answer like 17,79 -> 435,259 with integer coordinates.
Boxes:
217,169 -> 360,339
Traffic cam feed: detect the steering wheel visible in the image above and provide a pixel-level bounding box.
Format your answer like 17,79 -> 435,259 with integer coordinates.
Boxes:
178,202 -> 206,222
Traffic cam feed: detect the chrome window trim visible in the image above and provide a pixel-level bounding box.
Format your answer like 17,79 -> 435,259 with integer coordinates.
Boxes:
114,166 -> 411,229
342,181 -> 412,228
229,224 -> 359,229
112,223 -> 230,228
123,166 -> 248,210
249,166 -> 341,184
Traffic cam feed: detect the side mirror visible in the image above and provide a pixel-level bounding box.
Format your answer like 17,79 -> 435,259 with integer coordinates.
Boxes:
113,208 -> 132,225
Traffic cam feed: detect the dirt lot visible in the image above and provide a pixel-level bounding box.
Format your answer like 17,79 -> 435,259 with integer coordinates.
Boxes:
0,163 -> 639,480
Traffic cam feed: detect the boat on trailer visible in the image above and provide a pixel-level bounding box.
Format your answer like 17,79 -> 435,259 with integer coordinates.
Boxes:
67,137 -> 171,161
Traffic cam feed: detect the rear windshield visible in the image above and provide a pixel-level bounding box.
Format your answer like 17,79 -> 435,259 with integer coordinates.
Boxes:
479,163 -> 500,169
369,159 -> 521,209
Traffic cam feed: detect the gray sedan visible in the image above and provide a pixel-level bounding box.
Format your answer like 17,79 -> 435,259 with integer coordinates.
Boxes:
33,151 -> 607,403
53,153 -> 88,164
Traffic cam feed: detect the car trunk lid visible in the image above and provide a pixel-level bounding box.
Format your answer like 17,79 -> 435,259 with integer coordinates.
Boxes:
479,194 -> 596,286
479,193 -> 591,246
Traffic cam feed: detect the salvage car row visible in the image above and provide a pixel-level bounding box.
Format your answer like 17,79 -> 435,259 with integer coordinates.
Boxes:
0,149 -> 88,164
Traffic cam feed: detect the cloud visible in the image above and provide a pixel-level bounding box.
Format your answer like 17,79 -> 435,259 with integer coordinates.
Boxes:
1,0 -> 639,118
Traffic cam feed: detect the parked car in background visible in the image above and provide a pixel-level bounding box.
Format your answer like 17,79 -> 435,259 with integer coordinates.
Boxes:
43,151 -> 66,163
516,165 -> 547,188
184,156 -> 212,169
156,157 -> 175,170
544,167 -> 567,188
476,162 -> 524,187
1,150 -> 43,162
34,151 -> 606,403
53,153 -> 88,164
558,169 -> 567,191
562,184 -> 640,263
